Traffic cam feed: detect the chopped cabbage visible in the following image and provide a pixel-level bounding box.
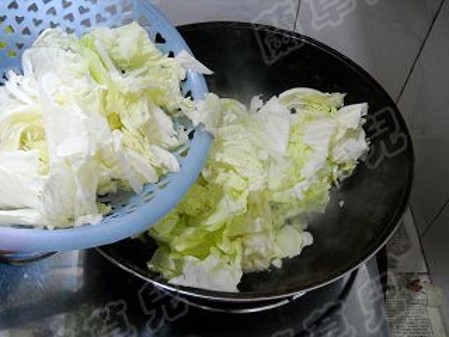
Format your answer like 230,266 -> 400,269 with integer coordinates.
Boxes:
0,22 -> 208,228
148,89 -> 368,292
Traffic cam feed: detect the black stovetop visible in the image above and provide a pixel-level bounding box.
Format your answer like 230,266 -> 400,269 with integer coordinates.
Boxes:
0,250 -> 389,336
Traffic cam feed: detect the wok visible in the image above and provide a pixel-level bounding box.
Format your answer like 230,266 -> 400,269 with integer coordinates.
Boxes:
98,22 -> 414,302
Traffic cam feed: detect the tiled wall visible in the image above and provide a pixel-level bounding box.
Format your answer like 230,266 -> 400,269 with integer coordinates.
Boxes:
154,0 -> 300,30
400,0 -> 449,329
155,0 -> 449,329
298,0 -> 442,100
399,0 -> 449,232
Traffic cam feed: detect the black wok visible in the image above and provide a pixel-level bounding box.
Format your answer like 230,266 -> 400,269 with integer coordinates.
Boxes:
97,22 -> 414,302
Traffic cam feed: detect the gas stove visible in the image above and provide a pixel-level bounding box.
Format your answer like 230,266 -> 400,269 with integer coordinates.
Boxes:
0,250 -> 389,336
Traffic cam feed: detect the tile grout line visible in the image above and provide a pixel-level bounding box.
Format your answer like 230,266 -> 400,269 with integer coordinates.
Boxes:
409,204 -> 433,284
405,206 -> 431,273
407,205 -> 431,273
395,0 -> 447,104
413,197 -> 449,288
293,0 -> 302,32
421,197 -> 449,239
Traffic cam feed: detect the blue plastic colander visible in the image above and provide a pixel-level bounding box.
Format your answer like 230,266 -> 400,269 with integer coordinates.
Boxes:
0,0 -> 212,253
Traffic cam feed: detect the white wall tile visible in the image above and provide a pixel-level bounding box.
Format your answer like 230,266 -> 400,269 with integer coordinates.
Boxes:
398,0 -> 449,235
422,203 -> 449,333
154,0 -> 300,30
297,0 -> 442,99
